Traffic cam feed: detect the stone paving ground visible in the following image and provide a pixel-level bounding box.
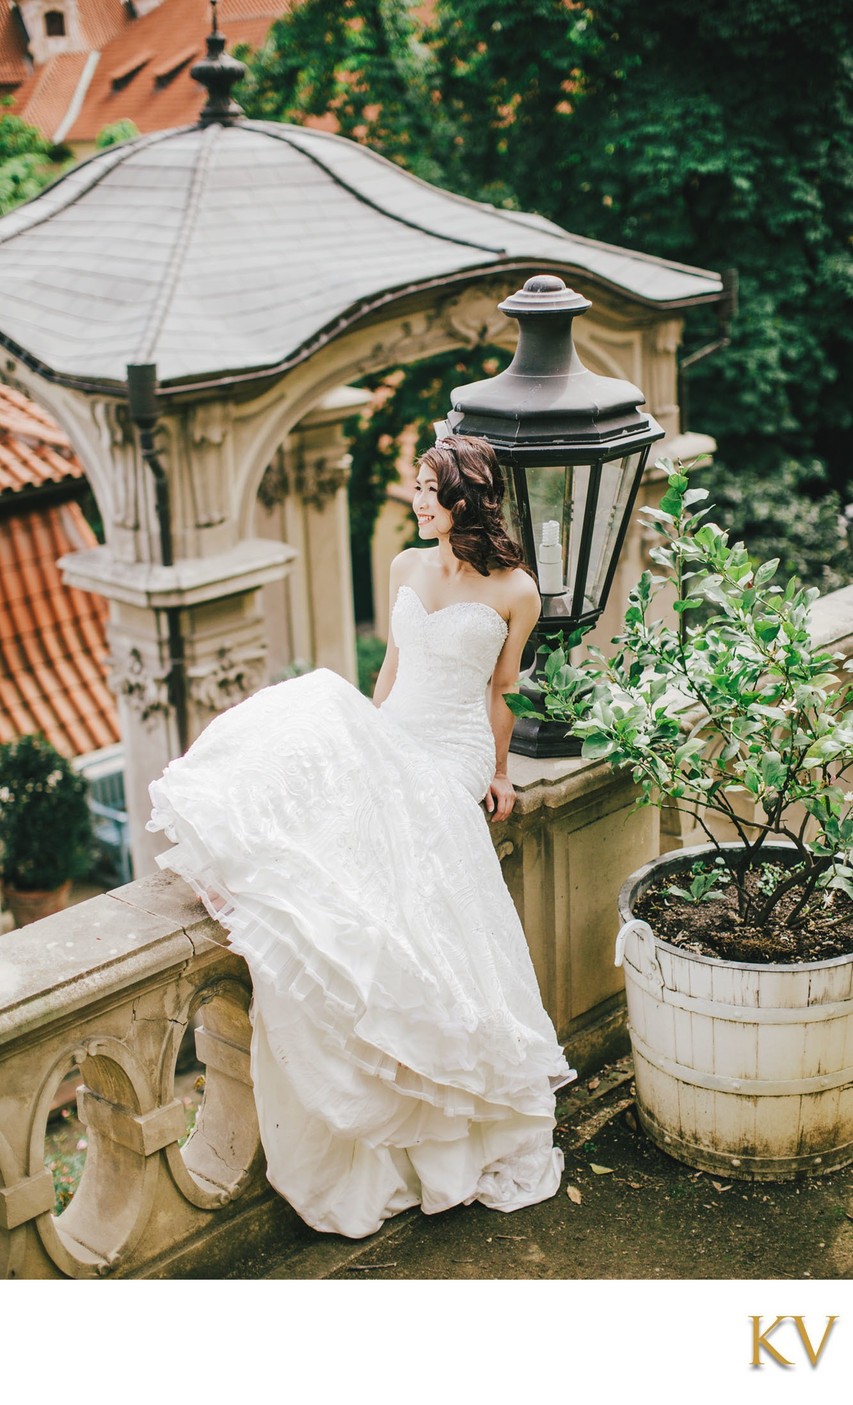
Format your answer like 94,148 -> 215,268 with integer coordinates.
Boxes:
218,1056 -> 853,1282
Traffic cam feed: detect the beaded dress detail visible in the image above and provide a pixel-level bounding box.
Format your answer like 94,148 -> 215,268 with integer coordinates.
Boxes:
148,583 -> 574,1238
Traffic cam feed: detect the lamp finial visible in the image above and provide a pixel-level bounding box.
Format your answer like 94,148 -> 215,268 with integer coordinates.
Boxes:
191,1 -> 246,126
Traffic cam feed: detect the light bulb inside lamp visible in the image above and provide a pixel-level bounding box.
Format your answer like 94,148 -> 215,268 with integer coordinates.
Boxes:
537,519 -> 563,594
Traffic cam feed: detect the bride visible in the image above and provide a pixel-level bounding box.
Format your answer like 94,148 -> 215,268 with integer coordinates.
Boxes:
148,434 -> 576,1239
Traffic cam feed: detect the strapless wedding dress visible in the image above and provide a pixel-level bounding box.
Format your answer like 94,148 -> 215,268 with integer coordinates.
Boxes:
148,583 -> 575,1238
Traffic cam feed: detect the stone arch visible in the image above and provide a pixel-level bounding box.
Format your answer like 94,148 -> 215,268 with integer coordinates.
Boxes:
10,266 -> 690,874
0,357 -> 142,558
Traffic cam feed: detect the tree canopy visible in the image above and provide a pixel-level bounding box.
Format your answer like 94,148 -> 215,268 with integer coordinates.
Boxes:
238,0 -> 853,591
0,102 -> 69,215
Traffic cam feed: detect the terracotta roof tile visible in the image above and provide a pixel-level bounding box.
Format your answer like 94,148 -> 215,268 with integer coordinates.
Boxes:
0,384 -> 71,441
65,0 -> 291,142
0,493 -> 119,758
0,384 -> 82,495
13,51 -> 90,142
76,0 -> 134,51
0,5 -> 28,89
6,1 -> 288,140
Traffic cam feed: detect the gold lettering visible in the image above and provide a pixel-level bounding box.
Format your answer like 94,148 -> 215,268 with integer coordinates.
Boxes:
792,1316 -> 838,1367
750,1316 -> 794,1368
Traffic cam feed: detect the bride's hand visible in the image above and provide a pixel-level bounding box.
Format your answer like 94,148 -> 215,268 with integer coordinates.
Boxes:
484,773 -> 515,823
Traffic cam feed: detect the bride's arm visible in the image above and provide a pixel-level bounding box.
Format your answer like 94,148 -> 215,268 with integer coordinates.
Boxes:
372,550 -> 411,707
485,576 -> 541,821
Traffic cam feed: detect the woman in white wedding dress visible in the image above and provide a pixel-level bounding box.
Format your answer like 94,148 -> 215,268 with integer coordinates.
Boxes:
147,434 -> 575,1239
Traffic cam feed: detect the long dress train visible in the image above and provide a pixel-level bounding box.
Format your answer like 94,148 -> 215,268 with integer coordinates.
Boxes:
147,583 -> 575,1238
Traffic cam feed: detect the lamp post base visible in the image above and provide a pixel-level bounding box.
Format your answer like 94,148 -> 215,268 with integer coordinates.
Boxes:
509,716 -> 584,758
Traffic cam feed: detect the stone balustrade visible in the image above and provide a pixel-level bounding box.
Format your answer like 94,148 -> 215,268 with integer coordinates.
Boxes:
0,752 -> 656,1279
0,873 -> 302,1279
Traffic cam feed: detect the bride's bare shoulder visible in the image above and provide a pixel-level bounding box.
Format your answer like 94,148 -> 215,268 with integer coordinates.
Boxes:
498,565 -> 540,618
391,547 -> 434,582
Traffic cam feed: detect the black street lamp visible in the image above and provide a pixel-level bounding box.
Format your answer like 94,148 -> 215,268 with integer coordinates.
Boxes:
438,274 -> 665,758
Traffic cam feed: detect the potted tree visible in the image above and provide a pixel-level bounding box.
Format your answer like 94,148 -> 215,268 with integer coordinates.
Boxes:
506,468 -> 853,1180
0,734 -> 94,927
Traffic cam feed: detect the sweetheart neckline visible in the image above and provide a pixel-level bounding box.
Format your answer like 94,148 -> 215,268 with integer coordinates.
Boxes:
396,583 -> 508,632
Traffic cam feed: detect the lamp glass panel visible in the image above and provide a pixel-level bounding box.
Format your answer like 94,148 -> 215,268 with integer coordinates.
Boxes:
584,451 -> 644,611
563,464 -> 590,612
525,464 -> 591,604
499,463 -> 522,545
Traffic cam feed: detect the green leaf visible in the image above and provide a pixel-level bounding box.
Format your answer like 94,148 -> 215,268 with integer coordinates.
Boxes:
659,486 -> 685,517
826,874 -> 853,901
682,488 -> 710,507
760,751 -> 787,790
753,558 -> 780,587
581,734 -> 615,760
544,647 -> 567,683
502,692 -> 543,720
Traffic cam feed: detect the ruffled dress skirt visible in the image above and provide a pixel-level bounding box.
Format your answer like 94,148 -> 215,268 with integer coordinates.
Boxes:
148,666 -> 574,1238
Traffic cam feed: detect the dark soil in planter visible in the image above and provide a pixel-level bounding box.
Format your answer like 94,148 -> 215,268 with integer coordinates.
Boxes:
634,866 -> 853,964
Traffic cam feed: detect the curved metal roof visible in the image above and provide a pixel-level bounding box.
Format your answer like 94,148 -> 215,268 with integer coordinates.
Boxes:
0,117 -> 724,393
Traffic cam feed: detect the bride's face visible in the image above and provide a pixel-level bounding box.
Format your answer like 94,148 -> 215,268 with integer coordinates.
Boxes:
413,469 -> 453,539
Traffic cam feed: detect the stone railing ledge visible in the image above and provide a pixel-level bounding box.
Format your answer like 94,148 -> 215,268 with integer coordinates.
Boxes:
0,873 -> 218,1048
509,752 -> 637,817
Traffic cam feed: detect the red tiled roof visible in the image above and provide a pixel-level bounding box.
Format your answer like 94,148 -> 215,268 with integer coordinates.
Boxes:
0,383 -> 72,446
0,386 -> 119,757
75,0 -> 134,51
10,51 -> 89,142
7,1 -> 290,141
65,0 -> 291,143
0,500 -> 120,756
0,384 -> 80,493
0,5 -> 28,90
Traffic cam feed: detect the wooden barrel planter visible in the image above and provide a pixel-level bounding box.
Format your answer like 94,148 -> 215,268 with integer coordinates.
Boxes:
616,844 -> 853,1181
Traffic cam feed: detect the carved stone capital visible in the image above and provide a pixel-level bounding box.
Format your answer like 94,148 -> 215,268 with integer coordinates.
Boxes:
440,286 -> 513,348
297,453 -> 350,509
652,319 -> 682,356
190,401 -> 232,448
258,449 -> 349,511
107,647 -> 172,722
188,646 -> 268,713
92,398 -> 132,450
89,398 -> 139,530
257,452 -> 289,510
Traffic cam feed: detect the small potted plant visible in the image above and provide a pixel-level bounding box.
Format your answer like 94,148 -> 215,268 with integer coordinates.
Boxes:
0,734 -> 93,927
506,467 -> 853,1180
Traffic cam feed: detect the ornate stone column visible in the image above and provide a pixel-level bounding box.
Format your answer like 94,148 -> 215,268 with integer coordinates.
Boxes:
61,542 -> 295,878
26,378 -> 301,879
256,388 -> 368,686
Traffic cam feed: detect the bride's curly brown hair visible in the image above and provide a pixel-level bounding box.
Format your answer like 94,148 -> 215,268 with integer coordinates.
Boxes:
417,435 -> 530,578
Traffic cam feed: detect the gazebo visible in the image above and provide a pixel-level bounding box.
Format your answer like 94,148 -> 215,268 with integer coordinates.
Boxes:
0,18 -> 725,873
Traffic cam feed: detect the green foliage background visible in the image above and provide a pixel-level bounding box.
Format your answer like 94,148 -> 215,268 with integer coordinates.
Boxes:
1,4 -> 850,601
0,101 -> 70,214
0,734 -> 93,890
236,0 -> 853,597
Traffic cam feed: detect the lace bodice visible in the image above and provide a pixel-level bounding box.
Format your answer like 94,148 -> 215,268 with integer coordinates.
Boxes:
378,584 -> 509,802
